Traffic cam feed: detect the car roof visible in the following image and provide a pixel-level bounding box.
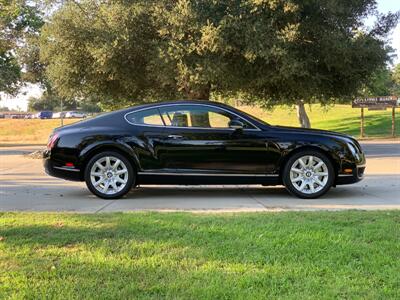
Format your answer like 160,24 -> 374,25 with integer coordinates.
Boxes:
117,100 -> 233,114
59,100 -> 269,130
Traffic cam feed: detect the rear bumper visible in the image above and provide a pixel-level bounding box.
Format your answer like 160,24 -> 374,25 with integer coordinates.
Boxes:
43,150 -> 82,181
336,164 -> 365,185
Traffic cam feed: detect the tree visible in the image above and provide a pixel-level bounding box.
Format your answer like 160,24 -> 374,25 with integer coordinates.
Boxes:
28,91 -> 102,112
28,92 -> 74,111
361,67 -> 394,96
0,0 -> 44,94
392,64 -> 400,96
40,0 -> 399,127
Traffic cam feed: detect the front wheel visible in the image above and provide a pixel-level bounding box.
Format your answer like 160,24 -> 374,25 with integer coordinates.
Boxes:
282,151 -> 334,199
84,151 -> 135,199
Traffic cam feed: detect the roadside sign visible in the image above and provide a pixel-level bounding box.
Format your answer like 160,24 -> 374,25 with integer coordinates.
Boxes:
352,96 -> 398,138
352,96 -> 398,108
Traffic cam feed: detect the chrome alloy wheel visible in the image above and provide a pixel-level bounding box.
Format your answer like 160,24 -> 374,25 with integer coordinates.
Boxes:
289,155 -> 329,194
90,156 -> 129,195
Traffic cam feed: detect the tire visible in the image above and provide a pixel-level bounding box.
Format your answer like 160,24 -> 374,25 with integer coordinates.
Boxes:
282,150 -> 334,199
84,151 -> 135,199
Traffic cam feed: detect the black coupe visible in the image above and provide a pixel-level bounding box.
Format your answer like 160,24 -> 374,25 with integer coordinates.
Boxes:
44,101 -> 365,199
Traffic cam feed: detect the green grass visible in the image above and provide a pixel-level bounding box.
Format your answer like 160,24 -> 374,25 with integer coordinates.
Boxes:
240,104 -> 400,138
1,211 -> 400,299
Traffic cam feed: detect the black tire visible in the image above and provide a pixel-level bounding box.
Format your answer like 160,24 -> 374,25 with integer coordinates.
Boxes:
84,151 -> 135,199
282,150 -> 334,199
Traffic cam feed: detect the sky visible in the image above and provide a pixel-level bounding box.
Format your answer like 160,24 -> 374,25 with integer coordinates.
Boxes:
1,0 -> 399,111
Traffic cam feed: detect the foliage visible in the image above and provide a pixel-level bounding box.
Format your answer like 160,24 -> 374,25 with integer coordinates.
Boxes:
357,63 -> 400,97
392,64 -> 400,96
27,92 -> 101,112
0,0 -> 44,94
40,0 -> 399,110
1,211 -> 400,298
361,67 -> 395,96
27,94 -> 72,111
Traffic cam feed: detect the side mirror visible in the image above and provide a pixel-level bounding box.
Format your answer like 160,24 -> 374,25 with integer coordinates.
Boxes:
228,119 -> 244,130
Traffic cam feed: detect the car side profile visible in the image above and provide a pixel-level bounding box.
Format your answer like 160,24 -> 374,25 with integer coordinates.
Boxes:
65,111 -> 86,118
44,100 -> 365,199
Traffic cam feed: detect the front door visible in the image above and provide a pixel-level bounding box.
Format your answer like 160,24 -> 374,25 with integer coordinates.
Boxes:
157,104 -> 272,174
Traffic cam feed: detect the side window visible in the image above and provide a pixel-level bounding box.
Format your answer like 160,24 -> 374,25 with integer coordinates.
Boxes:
158,105 -> 255,129
209,111 -> 231,128
125,108 -> 164,126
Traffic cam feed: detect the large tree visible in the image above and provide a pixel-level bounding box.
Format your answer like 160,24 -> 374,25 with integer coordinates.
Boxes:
40,0 -> 398,126
0,0 -> 43,94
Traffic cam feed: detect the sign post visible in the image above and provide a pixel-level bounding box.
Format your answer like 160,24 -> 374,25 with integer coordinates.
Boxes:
393,107 -> 396,138
352,96 -> 398,138
360,107 -> 364,138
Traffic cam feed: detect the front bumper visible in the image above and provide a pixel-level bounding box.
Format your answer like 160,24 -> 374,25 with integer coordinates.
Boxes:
336,163 -> 366,185
43,150 -> 82,181
335,147 -> 366,185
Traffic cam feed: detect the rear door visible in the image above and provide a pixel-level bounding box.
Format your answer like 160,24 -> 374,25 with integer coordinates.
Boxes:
124,108 -> 167,170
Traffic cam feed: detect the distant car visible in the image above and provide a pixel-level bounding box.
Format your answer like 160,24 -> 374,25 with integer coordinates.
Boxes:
65,111 -> 86,118
37,111 -> 53,119
52,112 -> 66,118
44,100 -> 366,199
24,114 -> 34,119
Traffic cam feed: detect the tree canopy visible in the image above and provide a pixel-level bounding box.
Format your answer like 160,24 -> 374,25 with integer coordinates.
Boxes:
0,0 -> 43,94
39,0 -> 398,112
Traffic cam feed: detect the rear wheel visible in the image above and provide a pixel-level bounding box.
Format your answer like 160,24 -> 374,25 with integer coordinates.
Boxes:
282,150 -> 334,199
84,151 -> 135,199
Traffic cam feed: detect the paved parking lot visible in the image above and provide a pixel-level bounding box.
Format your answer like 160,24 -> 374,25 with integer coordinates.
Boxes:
0,142 -> 399,212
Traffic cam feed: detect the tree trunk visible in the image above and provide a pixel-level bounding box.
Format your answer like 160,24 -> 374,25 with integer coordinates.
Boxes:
296,100 -> 311,128
185,83 -> 211,127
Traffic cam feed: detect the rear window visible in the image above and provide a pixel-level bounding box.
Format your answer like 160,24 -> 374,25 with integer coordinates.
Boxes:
125,108 -> 164,126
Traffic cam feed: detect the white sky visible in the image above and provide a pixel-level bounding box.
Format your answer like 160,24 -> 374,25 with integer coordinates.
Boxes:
1,0 -> 399,111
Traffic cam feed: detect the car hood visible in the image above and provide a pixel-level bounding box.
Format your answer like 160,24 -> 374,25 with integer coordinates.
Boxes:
272,125 -> 355,141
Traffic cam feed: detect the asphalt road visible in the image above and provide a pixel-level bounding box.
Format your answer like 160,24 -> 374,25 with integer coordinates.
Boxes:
361,141 -> 400,158
0,141 -> 399,212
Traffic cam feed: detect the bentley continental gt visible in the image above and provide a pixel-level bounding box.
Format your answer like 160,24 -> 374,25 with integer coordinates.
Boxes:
44,101 -> 365,199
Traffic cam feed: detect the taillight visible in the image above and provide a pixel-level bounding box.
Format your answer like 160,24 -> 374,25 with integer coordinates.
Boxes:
47,133 -> 59,150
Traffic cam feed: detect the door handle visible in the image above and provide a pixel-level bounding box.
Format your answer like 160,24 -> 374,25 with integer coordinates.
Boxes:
168,134 -> 183,139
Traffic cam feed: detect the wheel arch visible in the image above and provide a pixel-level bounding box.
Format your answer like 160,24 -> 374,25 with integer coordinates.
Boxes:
79,143 -> 140,180
279,145 -> 340,180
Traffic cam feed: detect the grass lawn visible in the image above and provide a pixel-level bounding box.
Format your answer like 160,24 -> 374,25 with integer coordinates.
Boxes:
0,105 -> 399,144
1,211 -> 399,299
240,104 -> 400,138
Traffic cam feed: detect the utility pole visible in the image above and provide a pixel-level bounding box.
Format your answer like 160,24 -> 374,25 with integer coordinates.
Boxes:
60,98 -> 64,127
